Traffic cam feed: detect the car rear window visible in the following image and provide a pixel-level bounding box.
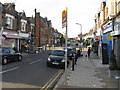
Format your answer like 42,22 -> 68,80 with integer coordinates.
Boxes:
52,50 -> 65,56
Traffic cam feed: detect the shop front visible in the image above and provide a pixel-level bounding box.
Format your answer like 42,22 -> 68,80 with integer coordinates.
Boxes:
111,16 -> 120,69
101,21 -> 113,64
2,31 -> 21,50
19,32 -> 31,53
0,34 -> 5,47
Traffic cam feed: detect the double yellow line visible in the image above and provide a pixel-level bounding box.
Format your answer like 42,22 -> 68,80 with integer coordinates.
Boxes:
40,69 -> 63,90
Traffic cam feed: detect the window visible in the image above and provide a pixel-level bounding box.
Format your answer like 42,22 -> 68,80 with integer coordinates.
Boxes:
21,19 -> 27,32
9,49 -> 15,53
5,14 -> 14,29
41,28 -> 45,34
21,22 -> 26,31
41,38 -> 45,43
6,17 -> 13,29
30,24 -> 34,33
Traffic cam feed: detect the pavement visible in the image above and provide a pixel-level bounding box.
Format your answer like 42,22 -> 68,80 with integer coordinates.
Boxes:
54,48 -> 120,89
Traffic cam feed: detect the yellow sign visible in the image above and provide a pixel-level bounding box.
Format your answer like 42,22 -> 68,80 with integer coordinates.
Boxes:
108,33 -> 113,40
62,9 -> 67,28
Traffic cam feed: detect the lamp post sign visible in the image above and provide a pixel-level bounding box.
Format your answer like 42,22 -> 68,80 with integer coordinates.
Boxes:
62,8 -> 68,84
62,9 -> 67,28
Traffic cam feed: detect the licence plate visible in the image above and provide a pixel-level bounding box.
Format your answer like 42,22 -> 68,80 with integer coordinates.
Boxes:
52,62 -> 59,65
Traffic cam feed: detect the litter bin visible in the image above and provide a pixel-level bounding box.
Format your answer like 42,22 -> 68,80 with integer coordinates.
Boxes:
42,45 -> 46,51
28,45 -> 35,54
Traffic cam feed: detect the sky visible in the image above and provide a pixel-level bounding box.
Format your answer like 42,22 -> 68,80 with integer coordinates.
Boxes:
1,0 -> 102,38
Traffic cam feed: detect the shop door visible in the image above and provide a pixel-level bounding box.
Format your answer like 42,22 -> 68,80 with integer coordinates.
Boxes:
117,36 -> 120,68
102,43 -> 109,64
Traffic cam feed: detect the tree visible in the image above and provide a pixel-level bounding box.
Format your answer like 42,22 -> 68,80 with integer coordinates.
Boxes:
60,35 -> 65,46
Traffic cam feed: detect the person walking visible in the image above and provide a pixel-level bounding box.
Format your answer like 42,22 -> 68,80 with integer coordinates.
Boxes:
88,47 -> 91,58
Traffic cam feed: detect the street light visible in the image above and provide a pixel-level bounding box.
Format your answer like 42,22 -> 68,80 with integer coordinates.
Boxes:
76,23 -> 82,43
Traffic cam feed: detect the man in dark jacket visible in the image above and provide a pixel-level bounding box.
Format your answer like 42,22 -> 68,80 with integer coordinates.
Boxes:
88,47 -> 91,58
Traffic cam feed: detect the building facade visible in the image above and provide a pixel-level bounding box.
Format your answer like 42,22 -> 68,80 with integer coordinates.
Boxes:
111,1 -> 120,68
2,3 -> 21,50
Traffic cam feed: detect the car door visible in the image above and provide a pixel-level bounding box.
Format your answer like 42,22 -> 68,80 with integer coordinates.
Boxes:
2,48 -> 12,60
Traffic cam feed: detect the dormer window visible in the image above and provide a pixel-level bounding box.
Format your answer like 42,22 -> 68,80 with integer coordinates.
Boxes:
5,14 -> 14,29
30,23 -> 34,33
21,19 -> 27,32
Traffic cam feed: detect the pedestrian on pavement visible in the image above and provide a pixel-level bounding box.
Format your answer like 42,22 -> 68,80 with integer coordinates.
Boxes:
13,47 -> 18,52
88,47 -> 91,58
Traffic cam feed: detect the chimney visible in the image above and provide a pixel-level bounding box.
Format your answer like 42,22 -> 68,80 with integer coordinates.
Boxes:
12,3 -> 15,10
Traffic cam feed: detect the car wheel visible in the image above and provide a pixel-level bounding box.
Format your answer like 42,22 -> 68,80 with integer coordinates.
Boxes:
47,62 -> 51,67
2,58 -> 8,65
18,56 -> 22,60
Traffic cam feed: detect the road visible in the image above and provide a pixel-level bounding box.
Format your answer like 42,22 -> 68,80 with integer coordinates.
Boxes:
1,50 -> 64,89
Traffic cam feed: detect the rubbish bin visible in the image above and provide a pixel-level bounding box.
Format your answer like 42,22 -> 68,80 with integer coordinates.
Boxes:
42,45 -> 46,51
28,45 -> 35,54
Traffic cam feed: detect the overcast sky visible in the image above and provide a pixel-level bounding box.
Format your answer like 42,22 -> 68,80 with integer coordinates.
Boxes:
1,0 -> 102,38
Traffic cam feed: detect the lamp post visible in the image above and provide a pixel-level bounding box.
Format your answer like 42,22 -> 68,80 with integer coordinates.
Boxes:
76,23 -> 82,43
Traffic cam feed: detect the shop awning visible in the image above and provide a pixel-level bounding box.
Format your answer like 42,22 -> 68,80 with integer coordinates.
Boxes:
3,34 -> 22,39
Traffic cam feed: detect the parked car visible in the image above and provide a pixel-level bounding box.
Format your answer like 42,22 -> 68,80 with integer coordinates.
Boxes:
47,50 -> 69,69
0,47 -> 22,65
63,47 -> 77,60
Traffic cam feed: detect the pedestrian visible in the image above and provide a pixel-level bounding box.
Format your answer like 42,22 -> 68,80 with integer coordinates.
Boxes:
13,47 -> 18,52
88,47 -> 91,58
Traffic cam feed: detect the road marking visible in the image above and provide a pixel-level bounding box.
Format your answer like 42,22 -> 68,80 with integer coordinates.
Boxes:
40,70 -> 62,90
29,59 -> 42,64
0,67 -> 19,74
45,69 -> 63,90
40,69 -> 63,90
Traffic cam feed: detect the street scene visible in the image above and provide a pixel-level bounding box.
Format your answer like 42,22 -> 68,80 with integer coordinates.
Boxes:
0,0 -> 120,90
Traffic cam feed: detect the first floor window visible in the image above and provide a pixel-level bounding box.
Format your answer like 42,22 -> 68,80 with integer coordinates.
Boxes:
6,17 -> 13,29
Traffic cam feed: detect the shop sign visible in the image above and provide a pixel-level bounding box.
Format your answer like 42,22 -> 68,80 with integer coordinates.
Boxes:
3,31 -> 21,38
95,36 -> 101,41
108,33 -> 113,40
19,33 -> 29,38
102,22 -> 113,34
3,32 -> 18,35
110,30 -> 120,36
96,28 -> 101,36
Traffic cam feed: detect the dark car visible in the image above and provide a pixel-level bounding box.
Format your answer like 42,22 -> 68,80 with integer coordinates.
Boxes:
0,47 -> 22,65
47,50 -> 69,68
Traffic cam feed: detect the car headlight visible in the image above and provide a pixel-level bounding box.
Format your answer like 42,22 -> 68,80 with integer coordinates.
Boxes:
61,59 -> 65,62
48,58 -> 51,61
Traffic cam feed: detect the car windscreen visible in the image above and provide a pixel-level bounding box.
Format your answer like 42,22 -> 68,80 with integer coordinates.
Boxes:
51,50 -> 65,56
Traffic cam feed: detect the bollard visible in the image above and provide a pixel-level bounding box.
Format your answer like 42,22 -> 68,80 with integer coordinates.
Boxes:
72,57 -> 74,71
118,78 -> 120,90
75,52 -> 78,64
115,76 -> 120,90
